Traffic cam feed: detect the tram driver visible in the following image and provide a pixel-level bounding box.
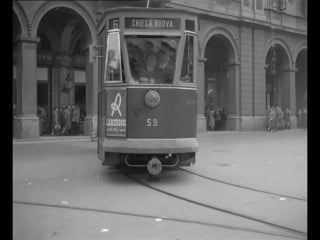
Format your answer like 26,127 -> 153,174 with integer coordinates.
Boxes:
139,53 -> 166,84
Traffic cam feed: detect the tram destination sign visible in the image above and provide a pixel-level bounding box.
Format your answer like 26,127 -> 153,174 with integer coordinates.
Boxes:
125,17 -> 180,30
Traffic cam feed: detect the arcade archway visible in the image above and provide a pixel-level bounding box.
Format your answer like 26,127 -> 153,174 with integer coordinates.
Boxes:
265,44 -> 291,110
37,7 -> 92,136
204,34 -> 237,130
295,49 -> 307,110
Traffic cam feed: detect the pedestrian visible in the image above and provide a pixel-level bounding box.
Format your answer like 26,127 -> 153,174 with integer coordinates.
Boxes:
302,107 -> 307,129
60,105 -> 66,132
214,106 -> 221,131
71,105 -> 80,135
52,107 -> 61,135
220,107 -> 226,131
37,106 -> 46,136
265,106 -> 271,131
267,106 -> 276,131
61,105 -> 71,135
283,107 -> 291,130
208,105 -> 215,131
296,108 -> 303,129
205,91 -> 214,131
276,106 -> 283,130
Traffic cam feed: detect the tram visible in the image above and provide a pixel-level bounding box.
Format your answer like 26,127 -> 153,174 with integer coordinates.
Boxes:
97,7 -> 199,175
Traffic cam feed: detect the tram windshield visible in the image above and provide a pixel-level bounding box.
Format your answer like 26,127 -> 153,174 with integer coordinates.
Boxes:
125,36 -> 179,84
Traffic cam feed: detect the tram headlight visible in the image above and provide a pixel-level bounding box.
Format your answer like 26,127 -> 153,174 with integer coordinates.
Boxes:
145,90 -> 160,108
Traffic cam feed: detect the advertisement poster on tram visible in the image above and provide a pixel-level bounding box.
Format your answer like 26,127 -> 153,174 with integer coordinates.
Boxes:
105,89 -> 127,137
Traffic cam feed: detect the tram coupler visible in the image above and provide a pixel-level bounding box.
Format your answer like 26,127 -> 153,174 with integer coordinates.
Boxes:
147,157 -> 163,176
124,154 -> 180,175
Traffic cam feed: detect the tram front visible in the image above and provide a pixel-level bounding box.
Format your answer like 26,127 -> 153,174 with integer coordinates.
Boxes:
97,7 -> 199,175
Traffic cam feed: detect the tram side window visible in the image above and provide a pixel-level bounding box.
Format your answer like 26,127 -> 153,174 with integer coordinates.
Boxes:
180,35 -> 194,83
105,32 -> 122,82
126,36 -> 179,84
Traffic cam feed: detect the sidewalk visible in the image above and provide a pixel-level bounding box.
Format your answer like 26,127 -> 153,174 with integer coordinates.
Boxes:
13,129 -> 307,144
12,135 -> 91,144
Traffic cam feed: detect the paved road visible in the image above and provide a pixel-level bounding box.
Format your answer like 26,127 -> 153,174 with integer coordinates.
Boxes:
13,129 -> 307,240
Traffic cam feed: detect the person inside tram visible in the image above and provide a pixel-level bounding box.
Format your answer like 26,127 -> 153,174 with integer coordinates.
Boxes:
127,42 -> 144,82
139,53 -> 165,84
157,43 -> 175,83
143,41 -> 155,63
107,49 -> 120,80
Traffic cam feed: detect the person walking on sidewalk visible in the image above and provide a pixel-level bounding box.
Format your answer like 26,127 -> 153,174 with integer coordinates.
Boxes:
52,107 -> 61,135
267,106 -> 276,131
302,107 -> 307,129
220,107 -> 226,131
283,107 -> 291,130
276,106 -> 284,130
61,105 -> 71,135
214,106 -> 221,131
208,106 -> 215,131
296,108 -> 303,129
265,106 -> 271,131
71,105 -> 80,135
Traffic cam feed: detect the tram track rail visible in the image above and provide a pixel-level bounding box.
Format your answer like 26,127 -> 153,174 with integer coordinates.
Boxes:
177,167 -> 307,202
13,200 -> 305,240
123,171 -> 307,240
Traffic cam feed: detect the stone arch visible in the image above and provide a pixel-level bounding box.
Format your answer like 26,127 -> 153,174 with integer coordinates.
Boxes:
33,3 -> 97,136
31,1 -> 96,45
265,41 -> 292,111
70,32 -> 90,56
13,1 -> 29,37
264,37 -> 293,68
294,44 -> 307,111
293,41 -> 307,64
60,19 -> 84,54
200,26 -> 240,64
37,25 -> 60,53
202,29 -> 239,130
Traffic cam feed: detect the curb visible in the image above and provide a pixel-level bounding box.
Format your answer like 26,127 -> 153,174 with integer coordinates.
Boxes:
13,136 -> 92,144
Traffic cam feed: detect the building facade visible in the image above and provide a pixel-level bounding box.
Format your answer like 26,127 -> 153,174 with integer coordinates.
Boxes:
13,0 -> 307,138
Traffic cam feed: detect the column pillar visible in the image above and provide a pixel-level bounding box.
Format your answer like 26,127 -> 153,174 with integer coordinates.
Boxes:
197,57 -> 206,132
282,67 -> 297,128
226,62 -> 241,130
13,36 -> 40,139
84,45 -> 98,136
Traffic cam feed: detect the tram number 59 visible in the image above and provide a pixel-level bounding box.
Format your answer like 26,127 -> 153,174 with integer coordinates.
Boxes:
147,118 -> 158,127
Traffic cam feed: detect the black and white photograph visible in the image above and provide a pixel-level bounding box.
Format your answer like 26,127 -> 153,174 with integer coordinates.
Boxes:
13,0 -> 307,239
